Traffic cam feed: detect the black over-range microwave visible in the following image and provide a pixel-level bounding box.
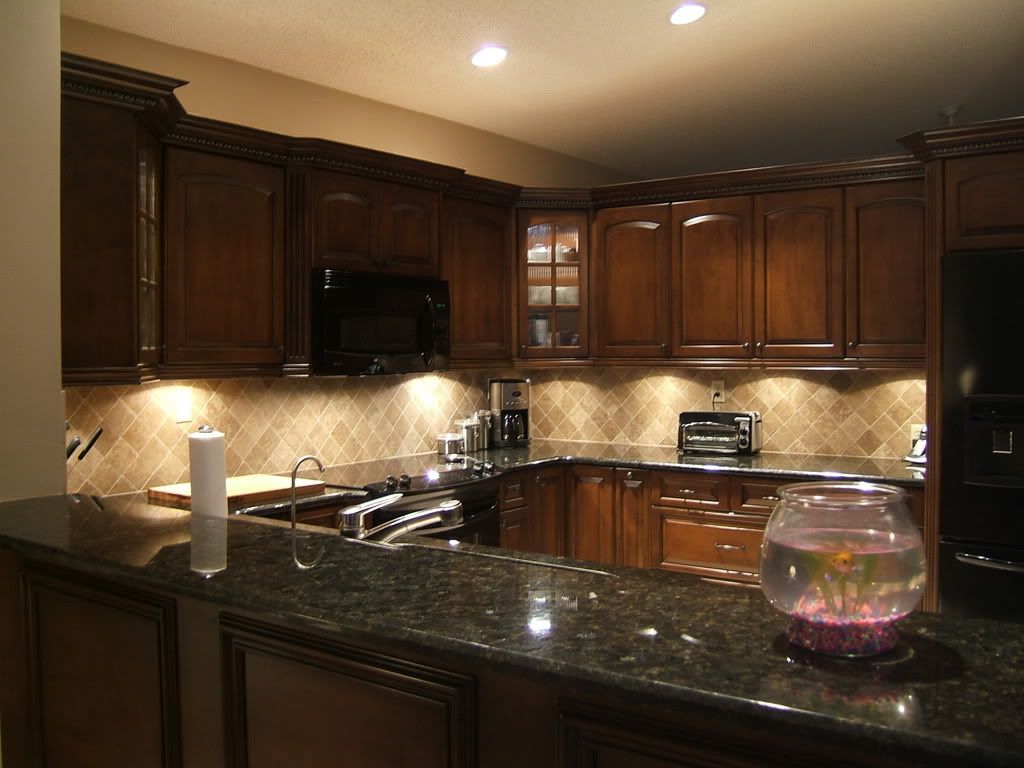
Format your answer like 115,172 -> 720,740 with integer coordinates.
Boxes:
312,270 -> 450,376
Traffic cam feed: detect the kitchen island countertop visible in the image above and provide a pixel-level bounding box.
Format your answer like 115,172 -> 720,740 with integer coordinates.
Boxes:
0,490 -> 1020,766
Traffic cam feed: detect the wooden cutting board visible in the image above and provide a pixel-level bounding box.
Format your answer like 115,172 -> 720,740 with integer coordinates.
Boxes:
148,473 -> 326,509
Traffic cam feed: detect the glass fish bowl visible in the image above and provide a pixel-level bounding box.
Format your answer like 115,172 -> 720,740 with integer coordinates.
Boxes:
760,482 -> 926,657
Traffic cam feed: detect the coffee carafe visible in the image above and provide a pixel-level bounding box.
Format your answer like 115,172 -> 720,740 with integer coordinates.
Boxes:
488,378 -> 530,448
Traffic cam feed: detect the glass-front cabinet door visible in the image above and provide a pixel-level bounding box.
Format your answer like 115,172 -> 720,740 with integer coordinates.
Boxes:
517,210 -> 589,358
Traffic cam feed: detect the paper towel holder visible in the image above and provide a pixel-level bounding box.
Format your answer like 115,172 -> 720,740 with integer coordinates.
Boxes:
291,455 -> 326,569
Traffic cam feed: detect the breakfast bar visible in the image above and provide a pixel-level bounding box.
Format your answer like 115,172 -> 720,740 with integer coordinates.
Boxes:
0,484 -> 1020,768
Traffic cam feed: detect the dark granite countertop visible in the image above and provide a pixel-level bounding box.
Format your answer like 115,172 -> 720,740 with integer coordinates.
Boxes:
0,491 -> 1020,766
254,441 -> 924,517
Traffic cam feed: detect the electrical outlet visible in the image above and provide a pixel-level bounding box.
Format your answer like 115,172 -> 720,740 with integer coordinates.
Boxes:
909,423 -> 925,442
711,379 -> 727,406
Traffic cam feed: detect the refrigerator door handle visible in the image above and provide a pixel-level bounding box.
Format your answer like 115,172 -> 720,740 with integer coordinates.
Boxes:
955,552 -> 1024,573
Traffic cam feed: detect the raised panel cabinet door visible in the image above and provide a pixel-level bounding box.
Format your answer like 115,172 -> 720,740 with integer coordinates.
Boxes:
23,569 -> 180,768
569,465 -> 616,565
945,152 -> 1024,251
518,209 -> 590,358
845,181 -> 926,359
441,198 -> 513,361
532,467 -> 567,556
61,96 -> 147,379
310,169 -> 380,270
616,468 -> 649,568
221,615 -> 475,768
753,188 -> 844,358
670,196 -> 754,358
500,507 -> 533,552
165,148 -> 285,365
380,181 -> 440,276
591,205 -> 671,358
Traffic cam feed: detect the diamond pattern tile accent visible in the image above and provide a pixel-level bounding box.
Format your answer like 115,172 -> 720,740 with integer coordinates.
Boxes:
65,368 -> 925,495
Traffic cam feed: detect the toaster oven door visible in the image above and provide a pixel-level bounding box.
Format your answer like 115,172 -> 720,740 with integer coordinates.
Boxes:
680,421 -> 739,454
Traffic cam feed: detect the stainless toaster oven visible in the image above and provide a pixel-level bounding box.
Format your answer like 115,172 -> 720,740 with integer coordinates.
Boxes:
678,411 -> 763,455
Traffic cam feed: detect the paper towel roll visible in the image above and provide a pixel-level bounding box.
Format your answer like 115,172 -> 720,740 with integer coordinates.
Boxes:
189,426 -> 228,576
188,427 -> 228,518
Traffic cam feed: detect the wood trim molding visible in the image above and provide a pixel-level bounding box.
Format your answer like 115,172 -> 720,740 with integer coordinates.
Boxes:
62,363 -> 160,386
899,116 -> 1024,161
23,567 -> 182,768
446,174 -> 524,205
590,155 -> 924,208
60,52 -> 186,132
220,613 -> 477,768
517,187 -> 593,209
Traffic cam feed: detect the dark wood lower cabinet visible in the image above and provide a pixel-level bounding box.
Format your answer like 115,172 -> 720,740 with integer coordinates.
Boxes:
568,466 -> 616,565
21,567 -> 181,768
221,614 -> 475,768
532,467 -> 567,556
500,506 -> 532,551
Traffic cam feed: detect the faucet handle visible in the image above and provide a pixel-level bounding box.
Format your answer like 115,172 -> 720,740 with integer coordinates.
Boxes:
338,493 -> 404,537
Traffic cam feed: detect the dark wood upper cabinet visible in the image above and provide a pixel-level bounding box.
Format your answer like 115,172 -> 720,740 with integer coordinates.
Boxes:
441,198 -> 513,362
753,188 -> 844,359
517,210 -> 589,358
568,465 -> 616,565
380,181 -> 440,274
60,56 -> 183,385
311,171 -> 439,276
591,205 -> 671,358
311,170 -> 379,270
845,181 -> 926,359
670,196 -> 754,358
944,152 -> 1024,250
164,148 -> 285,368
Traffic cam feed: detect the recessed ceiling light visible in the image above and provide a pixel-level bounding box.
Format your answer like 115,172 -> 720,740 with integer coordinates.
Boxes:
670,3 -> 706,25
471,45 -> 508,68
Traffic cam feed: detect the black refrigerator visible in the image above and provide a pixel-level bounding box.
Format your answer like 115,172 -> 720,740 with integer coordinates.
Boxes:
940,249 -> 1024,622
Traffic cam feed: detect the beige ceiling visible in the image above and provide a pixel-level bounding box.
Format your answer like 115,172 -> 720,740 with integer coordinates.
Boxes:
61,0 -> 1024,179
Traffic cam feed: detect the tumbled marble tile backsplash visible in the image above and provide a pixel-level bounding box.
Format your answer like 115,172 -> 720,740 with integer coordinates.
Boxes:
65,368 -> 925,496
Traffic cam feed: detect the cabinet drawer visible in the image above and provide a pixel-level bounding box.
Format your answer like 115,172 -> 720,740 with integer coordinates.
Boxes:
730,477 -> 785,515
500,474 -> 529,510
651,471 -> 728,511
655,513 -> 764,577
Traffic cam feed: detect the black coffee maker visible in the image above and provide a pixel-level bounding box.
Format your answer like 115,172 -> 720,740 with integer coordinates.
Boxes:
488,378 -> 530,448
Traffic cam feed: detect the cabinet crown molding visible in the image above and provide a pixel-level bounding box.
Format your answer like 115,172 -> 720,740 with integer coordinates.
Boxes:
899,116 -> 1024,161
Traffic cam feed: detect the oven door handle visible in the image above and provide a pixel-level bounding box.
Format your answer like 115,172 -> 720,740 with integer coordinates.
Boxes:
955,552 -> 1024,573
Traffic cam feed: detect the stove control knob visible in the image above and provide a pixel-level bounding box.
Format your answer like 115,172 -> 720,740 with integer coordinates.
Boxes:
482,461 -> 496,474
471,463 -> 485,476
384,475 -> 399,491
398,473 -> 412,489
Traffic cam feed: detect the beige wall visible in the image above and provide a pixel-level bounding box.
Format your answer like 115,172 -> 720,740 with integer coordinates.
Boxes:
60,17 -> 635,187
0,0 -> 65,501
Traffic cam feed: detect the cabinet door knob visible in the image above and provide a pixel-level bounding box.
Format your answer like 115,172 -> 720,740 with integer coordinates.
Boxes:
660,343 -> 668,354
626,471 -> 633,480
520,344 -> 527,354
742,342 -> 750,350
848,341 -> 855,348
755,342 -> 763,351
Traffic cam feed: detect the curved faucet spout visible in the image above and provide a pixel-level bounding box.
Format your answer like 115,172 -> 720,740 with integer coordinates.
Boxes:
291,455 -> 326,569
360,500 -> 463,544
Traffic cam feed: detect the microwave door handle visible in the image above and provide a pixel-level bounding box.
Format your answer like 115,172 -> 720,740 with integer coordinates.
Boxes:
420,294 -> 435,367
955,552 -> 1024,573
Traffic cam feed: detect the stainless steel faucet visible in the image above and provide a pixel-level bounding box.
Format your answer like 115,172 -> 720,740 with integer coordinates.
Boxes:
338,497 -> 463,544
290,455 -> 326,569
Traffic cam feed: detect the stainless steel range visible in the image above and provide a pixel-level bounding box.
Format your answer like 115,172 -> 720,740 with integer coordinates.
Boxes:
322,455 -> 502,547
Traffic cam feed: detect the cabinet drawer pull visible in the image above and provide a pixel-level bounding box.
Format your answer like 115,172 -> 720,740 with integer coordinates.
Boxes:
742,341 -> 750,350
714,542 -> 746,552
761,495 -> 780,502
755,341 -> 763,351
623,480 -> 643,489
681,488 -> 696,495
